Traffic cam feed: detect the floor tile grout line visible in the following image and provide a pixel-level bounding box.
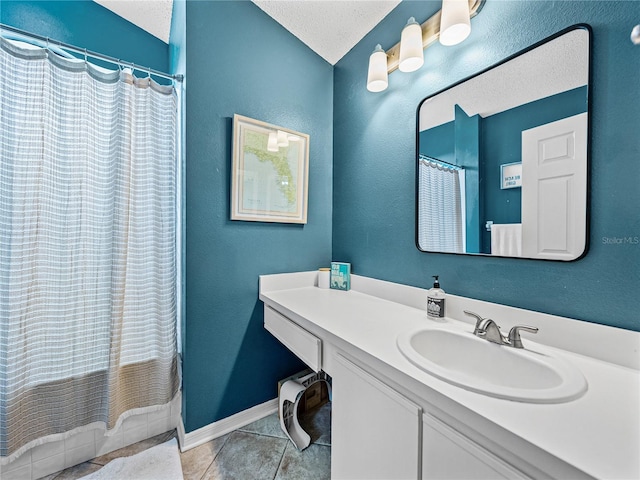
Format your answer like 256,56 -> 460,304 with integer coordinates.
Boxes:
238,430 -> 288,441
272,439 -> 291,480
197,431 -> 232,480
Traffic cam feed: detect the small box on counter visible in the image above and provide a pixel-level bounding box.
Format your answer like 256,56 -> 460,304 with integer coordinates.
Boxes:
330,262 -> 351,291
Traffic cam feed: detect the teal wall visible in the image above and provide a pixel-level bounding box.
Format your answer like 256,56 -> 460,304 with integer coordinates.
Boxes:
3,0 -> 639,439
0,0 -> 168,72
2,0 -> 333,435
420,86 -> 588,254
454,106 -> 481,253
183,1 -> 333,432
169,0 -> 186,78
481,86 -> 589,252
420,122 -> 455,164
333,0 -> 639,332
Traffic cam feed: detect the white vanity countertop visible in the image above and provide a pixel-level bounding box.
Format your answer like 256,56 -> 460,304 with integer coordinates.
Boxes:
260,272 -> 640,480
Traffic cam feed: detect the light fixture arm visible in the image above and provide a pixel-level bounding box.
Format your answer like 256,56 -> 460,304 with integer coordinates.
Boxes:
385,0 -> 485,74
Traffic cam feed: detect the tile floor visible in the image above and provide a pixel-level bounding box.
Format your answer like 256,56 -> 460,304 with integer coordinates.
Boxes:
41,402 -> 331,480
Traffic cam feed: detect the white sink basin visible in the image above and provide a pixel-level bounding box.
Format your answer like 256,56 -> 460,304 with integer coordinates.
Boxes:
397,327 -> 587,403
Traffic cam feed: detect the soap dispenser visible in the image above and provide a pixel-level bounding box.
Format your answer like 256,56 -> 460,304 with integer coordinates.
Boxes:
427,275 -> 446,319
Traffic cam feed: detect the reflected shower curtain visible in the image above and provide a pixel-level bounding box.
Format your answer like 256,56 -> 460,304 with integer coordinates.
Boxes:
0,39 -> 179,459
418,160 -> 464,253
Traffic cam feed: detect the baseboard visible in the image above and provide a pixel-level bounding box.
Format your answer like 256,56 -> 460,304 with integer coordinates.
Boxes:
177,398 -> 278,452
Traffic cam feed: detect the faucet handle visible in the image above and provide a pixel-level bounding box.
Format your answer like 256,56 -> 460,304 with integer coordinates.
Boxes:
464,310 -> 485,334
508,325 -> 539,349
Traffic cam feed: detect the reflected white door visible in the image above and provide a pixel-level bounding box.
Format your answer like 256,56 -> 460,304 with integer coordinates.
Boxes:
521,112 -> 588,260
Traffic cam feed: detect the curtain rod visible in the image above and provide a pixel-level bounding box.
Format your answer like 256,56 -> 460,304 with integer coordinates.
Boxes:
0,23 -> 183,83
419,154 -> 463,171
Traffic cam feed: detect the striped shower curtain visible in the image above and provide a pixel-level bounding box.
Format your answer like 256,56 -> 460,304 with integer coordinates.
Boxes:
418,159 -> 464,253
0,38 -> 179,460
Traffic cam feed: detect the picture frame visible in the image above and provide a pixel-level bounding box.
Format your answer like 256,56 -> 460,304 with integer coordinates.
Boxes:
231,114 -> 310,223
500,162 -> 522,189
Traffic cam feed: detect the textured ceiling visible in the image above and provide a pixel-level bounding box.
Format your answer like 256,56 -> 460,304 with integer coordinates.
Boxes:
93,0 -> 400,65
419,28 -> 590,130
252,0 -> 400,65
94,0 -> 174,43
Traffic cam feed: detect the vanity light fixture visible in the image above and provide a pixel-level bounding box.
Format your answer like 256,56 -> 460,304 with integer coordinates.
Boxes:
439,0 -> 471,46
268,130 -> 296,152
267,131 -> 279,152
631,24 -> 640,45
366,44 -> 389,92
276,130 -> 289,148
399,17 -> 424,72
365,0 -> 485,92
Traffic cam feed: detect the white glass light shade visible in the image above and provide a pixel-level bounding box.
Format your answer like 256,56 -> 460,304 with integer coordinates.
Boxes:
276,130 -> 289,147
267,131 -> 278,152
439,0 -> 471,46
366,44 -> 388,92
399,17 -> 424,72
631,25 -> 640,45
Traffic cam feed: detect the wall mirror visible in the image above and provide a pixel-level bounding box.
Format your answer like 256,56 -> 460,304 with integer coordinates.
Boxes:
416,25 -> 590,260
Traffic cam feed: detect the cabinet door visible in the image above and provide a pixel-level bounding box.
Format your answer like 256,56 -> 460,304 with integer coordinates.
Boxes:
331,353 -> 422,480
422,413 -> 529,480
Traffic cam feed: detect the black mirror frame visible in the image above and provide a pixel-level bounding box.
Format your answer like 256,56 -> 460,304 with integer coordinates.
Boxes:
415,24 -> 592,262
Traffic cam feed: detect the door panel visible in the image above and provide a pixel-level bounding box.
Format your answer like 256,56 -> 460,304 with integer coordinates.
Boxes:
521,112 -> 587,260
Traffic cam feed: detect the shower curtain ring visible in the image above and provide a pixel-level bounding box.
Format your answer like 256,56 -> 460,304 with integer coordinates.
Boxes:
83,48 -> 88,63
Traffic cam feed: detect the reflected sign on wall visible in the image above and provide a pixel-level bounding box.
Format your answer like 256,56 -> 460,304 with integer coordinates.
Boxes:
500,162 -> 522,189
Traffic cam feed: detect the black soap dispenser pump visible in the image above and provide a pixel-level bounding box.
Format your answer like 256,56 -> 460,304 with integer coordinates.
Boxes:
427,275 -> 446,319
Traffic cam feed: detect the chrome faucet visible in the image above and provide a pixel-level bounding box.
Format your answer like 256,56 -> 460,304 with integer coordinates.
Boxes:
464,311 -> 538,348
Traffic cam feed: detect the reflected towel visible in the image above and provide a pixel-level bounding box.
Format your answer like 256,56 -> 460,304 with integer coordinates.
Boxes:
491,223 -> 522,257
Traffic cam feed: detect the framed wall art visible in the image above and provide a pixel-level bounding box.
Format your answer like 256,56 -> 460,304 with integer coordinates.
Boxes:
231,114 -> 310,223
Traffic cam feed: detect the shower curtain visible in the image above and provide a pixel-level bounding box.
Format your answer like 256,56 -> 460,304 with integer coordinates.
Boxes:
418,159 -> 464,253
0,38 -> 179,460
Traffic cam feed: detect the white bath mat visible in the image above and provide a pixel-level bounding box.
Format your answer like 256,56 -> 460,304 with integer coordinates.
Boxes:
80,438 -> 183,480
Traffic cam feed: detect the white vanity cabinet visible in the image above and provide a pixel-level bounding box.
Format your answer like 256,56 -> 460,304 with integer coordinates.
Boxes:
259,272 -> 640,480
421,413 -> 528,479
262,302 -> 531,479
329,351 -> 529,480
264,305 -> 322,372
331,353 -> 422,480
